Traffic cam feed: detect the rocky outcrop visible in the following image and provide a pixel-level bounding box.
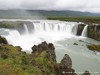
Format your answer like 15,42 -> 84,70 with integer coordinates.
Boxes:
77,24 -> 100,41
77,24 -> 85,35
60,54 -> 72,69
59,54 -> 77,75
31,41 -> 56,62
95,25 -> 100,41
0,36 -> 8,44
82,71 -> 91,75
88,25 -> 100,41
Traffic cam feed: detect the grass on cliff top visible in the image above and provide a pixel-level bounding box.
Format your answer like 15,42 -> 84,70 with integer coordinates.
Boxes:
0,21 -> 24,28
47,16 -> 100,24
0,44 -> 56,75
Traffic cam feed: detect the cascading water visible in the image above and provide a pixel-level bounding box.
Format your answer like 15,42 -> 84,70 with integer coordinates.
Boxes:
81,25 -> 88,37
0,20 -> 100,75
24,24 -> 29,34
1,21 -> 79,51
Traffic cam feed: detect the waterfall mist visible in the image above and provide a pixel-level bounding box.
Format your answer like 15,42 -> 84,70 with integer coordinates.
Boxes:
0,20 -> 81,51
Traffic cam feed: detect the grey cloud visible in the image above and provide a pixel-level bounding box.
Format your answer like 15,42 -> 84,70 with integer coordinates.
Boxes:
0,0 -> 100,13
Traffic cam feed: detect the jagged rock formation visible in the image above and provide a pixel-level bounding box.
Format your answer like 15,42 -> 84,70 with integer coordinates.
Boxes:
0,36 -> 8,44
60,54 -> 72,69
59,54 -> 77,75
32,41 -> 56,62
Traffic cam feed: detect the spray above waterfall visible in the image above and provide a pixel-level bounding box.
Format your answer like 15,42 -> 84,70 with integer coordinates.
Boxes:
0,20 -> 88,51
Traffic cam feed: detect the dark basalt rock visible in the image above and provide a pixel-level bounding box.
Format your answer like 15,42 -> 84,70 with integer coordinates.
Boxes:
31,41 -> 56,62
95,25 -> 100,41
77,24 -> 100,41
60,54 -> 77,75
82,71 -> 91,75
73,43 -> 78,45
0,36 -> 8,44
60,54 -> 72,69
77,24 -> 85,35
87,24 -> 100,41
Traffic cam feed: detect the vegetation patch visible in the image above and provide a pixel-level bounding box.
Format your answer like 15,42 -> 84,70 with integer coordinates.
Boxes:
87,44 -> 100,52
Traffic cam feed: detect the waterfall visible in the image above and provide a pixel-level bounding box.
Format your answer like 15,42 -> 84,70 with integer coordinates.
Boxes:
81,25 -> 88,37
32,22 -> 78,34
5,30 -> 21,45
0,21 -> 80,50
24,24 -> 29,34
72,24 -> 79,35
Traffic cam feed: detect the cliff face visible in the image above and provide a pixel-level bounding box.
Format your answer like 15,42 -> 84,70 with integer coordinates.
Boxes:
77,24 -> 85,35
88,25 -> 100,41
77,24 -> 100,41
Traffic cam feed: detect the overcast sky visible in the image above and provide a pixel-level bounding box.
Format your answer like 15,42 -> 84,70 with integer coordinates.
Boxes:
0,0 -> 100,13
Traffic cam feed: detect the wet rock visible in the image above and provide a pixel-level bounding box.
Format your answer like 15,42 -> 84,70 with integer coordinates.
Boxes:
77,24 -> 85,35
79,40 -> 84,42
73,43 -> 78,45
82,71 -> 91,75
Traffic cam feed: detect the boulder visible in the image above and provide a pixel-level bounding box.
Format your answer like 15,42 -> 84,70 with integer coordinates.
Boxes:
82,71 -> 91,75
60,54 -> 72,69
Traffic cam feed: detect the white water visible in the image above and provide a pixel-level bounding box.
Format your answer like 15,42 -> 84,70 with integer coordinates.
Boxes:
24,24 -> 29,34
81,25 -> 88,37
2,21 -> 79,51
0,20 -> 100,75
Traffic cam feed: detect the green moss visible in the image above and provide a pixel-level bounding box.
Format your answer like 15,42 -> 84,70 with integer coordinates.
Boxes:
87,44 -> 100,52
0,44 -> 56,75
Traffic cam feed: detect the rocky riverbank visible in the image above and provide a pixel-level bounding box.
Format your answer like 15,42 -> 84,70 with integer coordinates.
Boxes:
0,36 -> 91,75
